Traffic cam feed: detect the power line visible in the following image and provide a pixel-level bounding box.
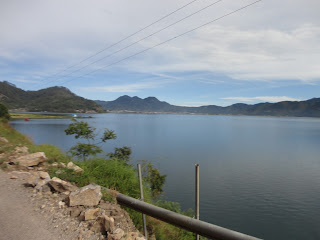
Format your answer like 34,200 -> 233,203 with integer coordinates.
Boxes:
58,0 -> 263,86
36,0 -> 224,88
34,0 -> 201,84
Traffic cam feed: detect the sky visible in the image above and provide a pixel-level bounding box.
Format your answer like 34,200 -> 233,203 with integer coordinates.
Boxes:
1,0 -> 320,106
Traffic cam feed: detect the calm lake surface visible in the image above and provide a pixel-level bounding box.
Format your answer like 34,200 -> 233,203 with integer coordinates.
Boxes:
10,113 -> 320,240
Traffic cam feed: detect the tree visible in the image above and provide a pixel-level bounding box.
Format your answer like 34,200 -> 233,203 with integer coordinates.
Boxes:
0,102 -> 10,120
108,146 -> 132,163
65,119 -> 116,160
141,161 -> 166,197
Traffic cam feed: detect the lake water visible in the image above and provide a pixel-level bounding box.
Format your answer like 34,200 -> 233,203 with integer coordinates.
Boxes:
10,113 -> 320,240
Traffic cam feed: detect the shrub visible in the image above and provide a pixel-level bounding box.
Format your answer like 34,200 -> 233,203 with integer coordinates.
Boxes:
0,102 -> 10,120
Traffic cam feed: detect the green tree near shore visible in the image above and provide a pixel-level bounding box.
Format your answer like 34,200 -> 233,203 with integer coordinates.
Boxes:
65,119 -> 116,160
0,103 -> 10,120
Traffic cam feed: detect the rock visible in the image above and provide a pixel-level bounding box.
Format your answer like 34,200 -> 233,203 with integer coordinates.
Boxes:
14,146 -> 28,154
48,177 -> 78,193
70,208 -> 82,218
51,163 -> 58,167
59,162 -> 66,168
85,208 -> 101,221
12,152 -> 47,167
58,201 -> 66,209
39,171 -> 50,180
35,179 -> 47,191
69,184 -> 102,207
90,218 -> 105,233
67,162 -> 83,173
123,232 -> 142,240
27,173 -> 40,187
73,165 -> 83,173
104,215 -> 115,233
0,137 -> 9,143
107,228 -> 124,240
10,175 -> 18,179
40,184 -> 51,193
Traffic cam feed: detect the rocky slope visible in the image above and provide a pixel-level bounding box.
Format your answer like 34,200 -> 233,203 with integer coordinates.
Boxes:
0,137 -> 145,240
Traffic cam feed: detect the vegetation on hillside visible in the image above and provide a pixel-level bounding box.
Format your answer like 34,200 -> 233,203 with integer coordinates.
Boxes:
0,81 -> 104,113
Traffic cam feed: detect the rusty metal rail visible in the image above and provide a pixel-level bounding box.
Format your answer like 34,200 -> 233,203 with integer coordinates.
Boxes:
114,192 -> 262,240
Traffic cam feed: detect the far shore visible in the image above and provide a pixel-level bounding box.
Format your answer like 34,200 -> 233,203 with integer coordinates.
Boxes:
10,113 -> 73,119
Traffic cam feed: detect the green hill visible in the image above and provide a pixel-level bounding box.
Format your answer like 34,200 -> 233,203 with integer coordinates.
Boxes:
0,81 -> 104,113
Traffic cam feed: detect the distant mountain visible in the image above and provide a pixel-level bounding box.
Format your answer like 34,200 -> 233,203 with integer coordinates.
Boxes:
0,81 -> 104,113
96,95 -> 320,117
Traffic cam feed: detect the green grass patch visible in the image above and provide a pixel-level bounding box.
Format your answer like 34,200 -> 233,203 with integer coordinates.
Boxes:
0,120 -> 32,146
10,113 -> 71,119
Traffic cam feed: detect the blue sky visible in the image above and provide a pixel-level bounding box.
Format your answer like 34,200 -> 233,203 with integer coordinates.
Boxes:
1,0 -> 320,106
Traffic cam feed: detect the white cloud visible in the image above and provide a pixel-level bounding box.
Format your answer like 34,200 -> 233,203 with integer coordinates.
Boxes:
1,0 -> 320,87
130,23 -> 320,82
222,96 -> 303,103
82,82 -> 162,93
11,79 -> 40,84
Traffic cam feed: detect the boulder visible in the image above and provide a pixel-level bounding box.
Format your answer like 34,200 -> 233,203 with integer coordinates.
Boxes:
0,137 -> 8,143
107,228 -> 124,240
85,208 -> 101,221
69,184 -> 102,207
12,152 -> 47,167
27,172 -> 40,187
48,177 -> 77,193
67,162 -> 83,173
104,215 -> 115,233
38,171 -> 50,180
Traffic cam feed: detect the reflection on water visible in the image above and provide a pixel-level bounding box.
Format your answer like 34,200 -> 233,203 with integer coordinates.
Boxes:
10,114 -> 320,240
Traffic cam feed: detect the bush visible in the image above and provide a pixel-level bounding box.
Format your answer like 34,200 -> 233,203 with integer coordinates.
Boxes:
0,102 -> 10,120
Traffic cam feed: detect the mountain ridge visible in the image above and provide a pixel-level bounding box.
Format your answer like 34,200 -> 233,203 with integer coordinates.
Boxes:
96,95 -> 320,117
0,81 -> 104,113
1,81 -> 319,117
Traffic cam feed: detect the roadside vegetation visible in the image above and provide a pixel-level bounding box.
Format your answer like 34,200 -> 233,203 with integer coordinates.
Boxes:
0,102 -> 202,240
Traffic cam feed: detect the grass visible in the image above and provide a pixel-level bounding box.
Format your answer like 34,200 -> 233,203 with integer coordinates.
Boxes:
10,113 -> 71,119
0,119 -> 33,149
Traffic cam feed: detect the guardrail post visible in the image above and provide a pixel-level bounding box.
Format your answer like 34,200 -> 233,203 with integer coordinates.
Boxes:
195,164 -> 200,240
137,164 -> 148,239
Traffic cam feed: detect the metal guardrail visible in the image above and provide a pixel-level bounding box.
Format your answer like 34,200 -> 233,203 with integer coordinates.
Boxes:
114,192 -> 262,240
